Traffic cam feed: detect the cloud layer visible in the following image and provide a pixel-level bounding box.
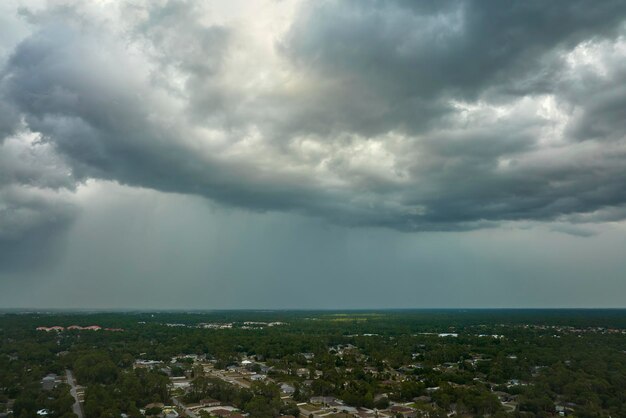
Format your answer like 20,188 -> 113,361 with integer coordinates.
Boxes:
2,0 -> 626,250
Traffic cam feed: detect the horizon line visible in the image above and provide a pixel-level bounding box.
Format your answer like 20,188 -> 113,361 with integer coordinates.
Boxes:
3,307 -> 626,313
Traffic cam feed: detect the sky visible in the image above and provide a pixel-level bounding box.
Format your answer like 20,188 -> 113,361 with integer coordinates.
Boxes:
1,0 -> 626,309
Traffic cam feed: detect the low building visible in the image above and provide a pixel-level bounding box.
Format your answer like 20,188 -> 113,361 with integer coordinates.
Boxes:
162,408 -> 179,418
36,326 -> 64,332
310,396 -> 342,406
41,374 -> 58,391
390,405 -> 417,417
200,398 -> 221,407
209,409 -> 235,417
280,383 -> 295,395
83,325 -> 102,331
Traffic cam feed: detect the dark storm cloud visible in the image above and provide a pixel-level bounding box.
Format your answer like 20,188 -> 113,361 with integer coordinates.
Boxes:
281,0 -> 626,135
0,134 -> 77,271
563,64 -> 626,142
1,0 -> 626,248
0,102 -> 19,141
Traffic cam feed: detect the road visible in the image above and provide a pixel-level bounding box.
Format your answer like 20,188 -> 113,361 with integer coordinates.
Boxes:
207,370 -> 251,388
65,369 -> 84,418
172,397 -> 199,418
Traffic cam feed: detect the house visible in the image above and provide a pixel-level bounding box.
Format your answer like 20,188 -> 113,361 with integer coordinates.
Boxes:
250,374 -> 266,381
41,374 -> 58,391
66,325 -> 103,331
36,326 -> 64,332
310,396 -> 342,406
354,408 -> 378,418
492,391 -> 515,403
83,325 -> 102,331
209,409 -> 235,417
200,398 -> 221,407
135,359 -> 163,368
390,405 -> 417,417
280,383 -> 295,395
335,406 -> 357,414
413,395 -> 431,404
555,404 -> 575,416
162,408 -> 179,418
171,378 -> 191,389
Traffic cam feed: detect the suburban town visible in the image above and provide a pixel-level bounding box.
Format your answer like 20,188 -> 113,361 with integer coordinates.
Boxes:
3,1 -> 626,417
2,310 -> 626,418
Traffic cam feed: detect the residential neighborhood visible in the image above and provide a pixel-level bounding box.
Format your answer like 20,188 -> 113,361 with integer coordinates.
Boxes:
3,311 -> 623,417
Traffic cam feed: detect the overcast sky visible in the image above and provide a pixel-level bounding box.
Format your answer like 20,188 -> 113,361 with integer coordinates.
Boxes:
2,0 -> 626,309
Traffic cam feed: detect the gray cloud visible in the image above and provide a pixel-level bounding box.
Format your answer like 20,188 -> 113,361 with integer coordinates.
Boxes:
550,223 -> 596,238
0,101 -> 19,141
1,0 -> 626,252
281,0 -> 626,134
0,134 -> 77,271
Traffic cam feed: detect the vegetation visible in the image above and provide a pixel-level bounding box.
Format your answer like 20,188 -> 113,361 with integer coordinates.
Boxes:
1,310 -> 626,417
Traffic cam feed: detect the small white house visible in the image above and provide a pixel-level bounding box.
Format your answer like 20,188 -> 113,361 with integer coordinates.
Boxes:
280,383 -> 295,394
